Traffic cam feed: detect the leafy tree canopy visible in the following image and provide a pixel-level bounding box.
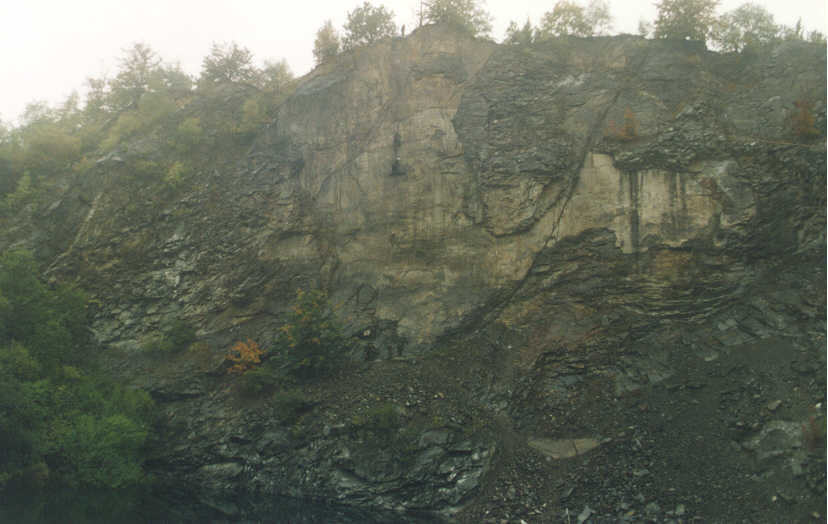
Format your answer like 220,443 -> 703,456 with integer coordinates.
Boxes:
0,251 -> 154,492
779,18 -> 827,44
199,41 -> 258,86
537,0 -> 612,38
343,2 -> 397,50
260,58 -> 294,92
654,0 -> 719,42
108,43 -> 162,111
504,19 -> 535,45
711,3 -> 779,52
314,20 -> 342,64
423,0 -> 493,38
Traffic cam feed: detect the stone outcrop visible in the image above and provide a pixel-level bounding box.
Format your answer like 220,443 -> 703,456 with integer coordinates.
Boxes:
3,25 -> 825,522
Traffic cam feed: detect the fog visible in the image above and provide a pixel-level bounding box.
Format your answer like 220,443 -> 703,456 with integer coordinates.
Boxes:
1,0 -> 825,123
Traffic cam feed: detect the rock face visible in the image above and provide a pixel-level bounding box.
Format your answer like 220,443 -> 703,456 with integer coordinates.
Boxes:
4,25 -> 825,522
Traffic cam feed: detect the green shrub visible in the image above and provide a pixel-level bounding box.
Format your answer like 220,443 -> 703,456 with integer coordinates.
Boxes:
238,360 -> 281,396
163,318 -> 196,349
366,402 -> 401,432
276,288 -> 353,380
0,251 -> 154,491
272,389 -> 313,423
352,402 -> 402,434
143,318 -> 196,353
0,251 -> 88,369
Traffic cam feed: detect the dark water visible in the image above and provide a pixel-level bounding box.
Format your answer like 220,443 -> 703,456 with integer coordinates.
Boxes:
0,487 -> 443,523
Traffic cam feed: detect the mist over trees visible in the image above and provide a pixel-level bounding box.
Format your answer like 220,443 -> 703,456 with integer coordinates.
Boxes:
314,20 -> 342,64
0,0 -> 824,209
423,0 -> 493,37
200,42 -> 259,86
653,0 -> 720,41
343,2 -> 397,50
651,0 -> 825,46
0,0 -> 823,216
502,0 -> 824,49
537,0 -> 612,38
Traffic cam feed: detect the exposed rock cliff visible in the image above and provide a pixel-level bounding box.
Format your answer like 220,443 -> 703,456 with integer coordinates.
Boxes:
4,25 -> 825,522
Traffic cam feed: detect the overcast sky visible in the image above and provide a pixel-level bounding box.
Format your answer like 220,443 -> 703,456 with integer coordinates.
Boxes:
1,0 -> 825,124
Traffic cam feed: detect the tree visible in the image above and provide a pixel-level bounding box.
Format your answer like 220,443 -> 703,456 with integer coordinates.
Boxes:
0,250 -> 154,491
505,19 -> 535,45
710,3 -> 779,52
537,0 -> 612,39
199,42 -> 258,86
15,102 -> 81,182
653,0 -> 719,42
276,289 -> 352,380
780,18 -> 827,44
108,43 -> 162,111
343,2 -> 397,50
260,58 -> 294,92
423,0 -> 493,37
314,20 -> 342,64
585,0 -> 612,35
807,30 -> 827,44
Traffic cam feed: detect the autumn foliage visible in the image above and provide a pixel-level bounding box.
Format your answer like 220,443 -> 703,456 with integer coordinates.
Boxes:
226,338 -> 264,374
605,108 -> 639,141
791,98 -> 820,139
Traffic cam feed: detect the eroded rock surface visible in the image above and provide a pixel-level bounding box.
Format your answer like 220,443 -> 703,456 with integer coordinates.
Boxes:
2,25 -> 825,522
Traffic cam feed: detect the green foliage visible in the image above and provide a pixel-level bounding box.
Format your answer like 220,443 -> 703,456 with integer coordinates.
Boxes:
175,117 -> 205,152
239,361 -> 282,396
19,118 -> 82,178
51,414 -> 148,488
537,0 -> 612,39
237,97 -> 268,136
0,253 -> 154,492
653,0 -> 718,42
2,173 -> 34,213
260,59 -> 294,93
164,160 -> 190,189
276,288 -> 353,380
314,20 -> 342,64
163,318 -> 197,349
710,3 -> 779,52
779,18 -> 827,44
423,0 -> 493,37
108,43 -> 163,112
0,37 -> 297,207
272,389 -> 313,423
0,251 -> 88,368
352,402 -> 402,433
199,41 -> 258,87
100,89 -> 178,152
143,318 -> 197,353
504,19 -> 535,45
0,101 -> 85,211
343,2 -> 398,50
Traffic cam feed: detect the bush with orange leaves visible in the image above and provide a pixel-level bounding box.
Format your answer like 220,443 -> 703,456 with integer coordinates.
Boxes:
226,338 -> 264,374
